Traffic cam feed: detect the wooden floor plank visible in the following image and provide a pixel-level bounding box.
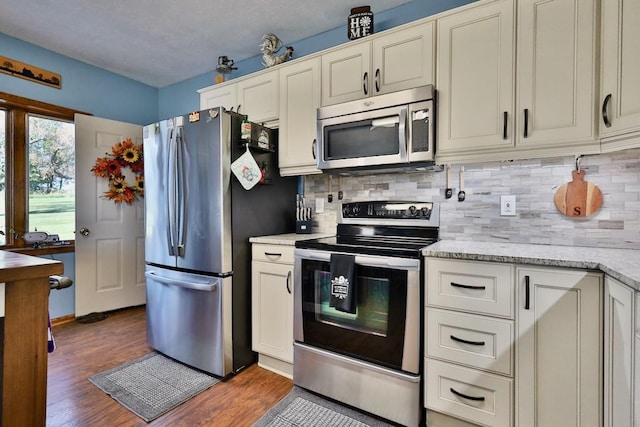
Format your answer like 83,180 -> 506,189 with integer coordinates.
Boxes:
46,305 -> 292,426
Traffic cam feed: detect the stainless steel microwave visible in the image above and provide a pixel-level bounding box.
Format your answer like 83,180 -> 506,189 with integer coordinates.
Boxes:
316,85 -> 435,173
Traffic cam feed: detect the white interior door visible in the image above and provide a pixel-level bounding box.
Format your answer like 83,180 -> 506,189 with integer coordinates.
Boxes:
74,114 -> 145,316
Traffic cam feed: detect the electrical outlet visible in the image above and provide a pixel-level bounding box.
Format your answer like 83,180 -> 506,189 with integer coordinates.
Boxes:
501,195 -> 516,216
315,198 -> 324,213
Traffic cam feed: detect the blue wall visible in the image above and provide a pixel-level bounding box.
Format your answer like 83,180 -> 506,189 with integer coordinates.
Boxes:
0,34 -> 158,125
158,0 -> 475,119
1,0 -> 473,318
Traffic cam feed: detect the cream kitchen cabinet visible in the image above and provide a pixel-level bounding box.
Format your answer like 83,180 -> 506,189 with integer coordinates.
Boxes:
321,21 -> 434,106
516,266 -> 602,427
636,292 -> 640,427
199,81 -> 238,112
436,0 -> 598,163
599,0 -> 640,150
199,69 -> 279,125
604,276 -> 635,427
425,258 -> 515,427
251,243 -> 294,378
277,57 -> 321,176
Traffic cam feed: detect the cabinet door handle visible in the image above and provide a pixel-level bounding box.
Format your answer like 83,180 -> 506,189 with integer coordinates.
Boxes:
363,72 -> 368,96
312,138 -> 317,160
450,335 -> 485,346
524,275 -> 530,310
450,387 -> 485,402
602,94 -> 612,128
450,281 -> 486,291
503,111 -> 508,139
286,271 -> 292,294
375,68 -> 380,93
523,108 -> 529,138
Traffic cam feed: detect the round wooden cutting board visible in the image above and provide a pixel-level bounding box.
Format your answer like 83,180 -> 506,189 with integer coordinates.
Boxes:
554,169 -> 603,217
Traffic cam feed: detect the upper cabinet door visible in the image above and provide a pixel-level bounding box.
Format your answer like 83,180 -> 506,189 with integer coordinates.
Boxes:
236,70 -> 279,124
321,41 -> 371,106
516,0 -> 597,147
278,57 -> 322,176
199,83 -> 238,112
436,0 -> 515,156
321,21 -> 436,106
600,0 -> 640,144
372,21 -> 435,96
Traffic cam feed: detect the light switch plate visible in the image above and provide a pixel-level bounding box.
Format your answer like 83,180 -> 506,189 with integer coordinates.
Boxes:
315,198 -> 324,213
501,195 -> 516,216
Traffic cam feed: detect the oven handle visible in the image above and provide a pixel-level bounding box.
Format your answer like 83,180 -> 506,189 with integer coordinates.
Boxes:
295,249 -> 420,270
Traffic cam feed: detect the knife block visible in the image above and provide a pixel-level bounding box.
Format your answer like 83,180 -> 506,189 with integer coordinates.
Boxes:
296,220 -> 312,234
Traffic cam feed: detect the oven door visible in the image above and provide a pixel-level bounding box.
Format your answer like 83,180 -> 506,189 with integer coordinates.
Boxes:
293,248 -> 421,374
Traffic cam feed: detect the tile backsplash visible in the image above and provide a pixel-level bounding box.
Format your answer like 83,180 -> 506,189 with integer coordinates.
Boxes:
303,148 -> 640,250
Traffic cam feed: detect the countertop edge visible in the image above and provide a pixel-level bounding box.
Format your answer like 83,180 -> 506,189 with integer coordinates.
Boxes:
422,241 -> 640,291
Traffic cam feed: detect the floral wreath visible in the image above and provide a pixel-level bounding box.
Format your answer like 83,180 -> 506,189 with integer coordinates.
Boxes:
91,138 -> 144,204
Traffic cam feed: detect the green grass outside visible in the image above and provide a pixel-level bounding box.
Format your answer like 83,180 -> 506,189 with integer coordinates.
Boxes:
28,193 -> 75,240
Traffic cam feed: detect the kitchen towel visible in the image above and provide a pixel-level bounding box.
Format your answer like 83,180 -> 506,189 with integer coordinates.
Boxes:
329,253 -> 356,314
230,145 -> 261,190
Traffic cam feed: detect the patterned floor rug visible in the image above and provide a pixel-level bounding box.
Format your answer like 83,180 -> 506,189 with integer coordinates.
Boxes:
89,352 -> 220,422
253,386 -> 396,427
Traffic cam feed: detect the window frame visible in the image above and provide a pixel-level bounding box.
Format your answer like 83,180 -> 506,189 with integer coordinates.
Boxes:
0,92 -> 88,254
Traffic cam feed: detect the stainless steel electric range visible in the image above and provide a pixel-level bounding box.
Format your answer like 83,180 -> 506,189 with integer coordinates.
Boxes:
293,200 -> 439,427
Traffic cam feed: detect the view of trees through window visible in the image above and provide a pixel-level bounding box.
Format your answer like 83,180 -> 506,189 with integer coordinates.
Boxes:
28,115 -> 75,240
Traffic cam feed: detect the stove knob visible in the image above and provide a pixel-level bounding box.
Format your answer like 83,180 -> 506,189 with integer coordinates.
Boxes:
421,207 -> 431,218
352,204 -> 361,216
342,206 -> 351,217
408,205 -> 417,216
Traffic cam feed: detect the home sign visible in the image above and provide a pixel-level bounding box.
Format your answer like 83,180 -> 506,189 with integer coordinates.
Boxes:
348,6 -> 374,40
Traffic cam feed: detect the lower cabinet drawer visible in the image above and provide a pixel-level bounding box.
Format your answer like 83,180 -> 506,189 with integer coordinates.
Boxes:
426,308 -> 514,376
252,244 -> 295,264
426,258 -> 514,319
425,358 -> 513,427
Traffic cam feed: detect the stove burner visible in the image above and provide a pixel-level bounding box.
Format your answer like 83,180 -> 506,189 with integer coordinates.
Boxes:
296,201 -> 440,258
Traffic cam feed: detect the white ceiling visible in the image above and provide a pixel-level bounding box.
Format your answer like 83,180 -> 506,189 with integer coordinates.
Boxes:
0,0 -> 416,88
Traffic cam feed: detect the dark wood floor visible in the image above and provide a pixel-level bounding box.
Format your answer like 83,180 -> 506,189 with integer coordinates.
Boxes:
46,305 -> 293,426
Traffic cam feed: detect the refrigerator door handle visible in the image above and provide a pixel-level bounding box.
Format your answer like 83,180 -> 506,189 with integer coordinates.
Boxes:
176,126 -> 187,257
166,128 -> 178,256
145,271 -> 219,292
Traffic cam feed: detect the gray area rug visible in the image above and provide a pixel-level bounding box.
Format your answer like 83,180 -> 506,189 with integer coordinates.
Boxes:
253,386 -> 396,427
89,352 -> 219,422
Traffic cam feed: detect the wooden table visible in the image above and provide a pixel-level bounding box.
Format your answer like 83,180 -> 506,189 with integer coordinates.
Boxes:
0,251 -> 63,427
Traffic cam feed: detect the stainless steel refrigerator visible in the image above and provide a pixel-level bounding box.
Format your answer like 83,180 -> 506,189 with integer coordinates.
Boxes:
143,107 -> 296,377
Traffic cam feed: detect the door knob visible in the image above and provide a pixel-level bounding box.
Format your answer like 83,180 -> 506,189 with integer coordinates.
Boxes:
79,227 -> 90,236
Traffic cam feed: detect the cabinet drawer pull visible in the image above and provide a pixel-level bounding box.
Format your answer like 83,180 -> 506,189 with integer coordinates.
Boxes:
450,335 -> 485,346
523,108 -> 529,138
363,72 -> 368,96
524,275 -> 530,310
450,387 -> 485,402
602,94 -> 612,128
503,111 -> 508,139
450,282 -> 486,290
264,252 -> 282,257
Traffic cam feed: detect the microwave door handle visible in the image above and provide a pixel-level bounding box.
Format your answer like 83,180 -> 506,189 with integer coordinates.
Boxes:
399,109 -> 408,159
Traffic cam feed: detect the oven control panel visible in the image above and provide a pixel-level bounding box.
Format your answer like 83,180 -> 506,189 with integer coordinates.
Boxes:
341,201 -> 434,220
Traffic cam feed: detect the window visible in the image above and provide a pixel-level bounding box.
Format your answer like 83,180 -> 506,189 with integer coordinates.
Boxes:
0,92 -> 86,250
28,115 -> 75,240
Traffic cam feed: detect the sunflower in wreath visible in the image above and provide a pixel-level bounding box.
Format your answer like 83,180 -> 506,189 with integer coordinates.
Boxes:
91,138 -> 144,204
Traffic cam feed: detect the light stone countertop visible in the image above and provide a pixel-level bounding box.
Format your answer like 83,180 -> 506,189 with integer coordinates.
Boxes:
249,233 -> 334,246
423,240 -> 640,291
